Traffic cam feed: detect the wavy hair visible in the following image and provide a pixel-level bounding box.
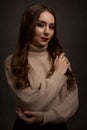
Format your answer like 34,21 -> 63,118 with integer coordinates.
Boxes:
11,4 -> 76,90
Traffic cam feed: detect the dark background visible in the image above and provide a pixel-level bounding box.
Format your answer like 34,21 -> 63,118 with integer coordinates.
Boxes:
0,0 -> 87,130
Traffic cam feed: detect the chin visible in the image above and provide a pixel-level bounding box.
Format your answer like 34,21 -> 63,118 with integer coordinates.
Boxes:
40,42 -> 48,47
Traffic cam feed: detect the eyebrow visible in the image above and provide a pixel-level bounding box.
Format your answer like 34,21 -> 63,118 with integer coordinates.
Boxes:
38,20 -> 55,25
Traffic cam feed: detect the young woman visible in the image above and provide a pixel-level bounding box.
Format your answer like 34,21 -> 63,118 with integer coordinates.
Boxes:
4,4 -> 79,130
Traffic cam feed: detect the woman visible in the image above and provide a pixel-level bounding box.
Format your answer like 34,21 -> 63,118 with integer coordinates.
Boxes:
4,4 -> 79,130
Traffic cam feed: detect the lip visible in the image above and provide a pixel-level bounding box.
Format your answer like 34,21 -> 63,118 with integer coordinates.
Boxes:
40,37 -> 49,41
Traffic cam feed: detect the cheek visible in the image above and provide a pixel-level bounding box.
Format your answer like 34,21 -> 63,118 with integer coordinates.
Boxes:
35,27 -> 43,36
50,31 -> 54,38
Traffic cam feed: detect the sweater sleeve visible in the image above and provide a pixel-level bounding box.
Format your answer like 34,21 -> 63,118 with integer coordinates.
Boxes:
4,55 -> 67,111
42,84 -> 79,124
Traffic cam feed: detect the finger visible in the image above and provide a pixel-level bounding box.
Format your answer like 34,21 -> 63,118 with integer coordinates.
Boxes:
16,110 -> 24,118
17,107 -> 23,113
24,111 -> 37,116
60,52 -> 65,59
22,116 -> 36,124
62,56 -> 69,63
24,111 -> 34,118
67,62 -> 70,67
65,57 -> 69,62
16,109 -> 37,124
16,111 -> 22,119
24,111 -> 34,114
16,109 -> 26,119
65,58 -> 69,63
55,55 -> 58,61
54,55 -> 58,64
16,108 -> 22,115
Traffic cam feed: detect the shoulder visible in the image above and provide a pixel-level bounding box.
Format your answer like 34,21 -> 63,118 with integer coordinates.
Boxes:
4,54 -> 14,68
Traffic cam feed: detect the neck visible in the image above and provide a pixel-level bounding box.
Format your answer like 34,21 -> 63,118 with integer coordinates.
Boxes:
28,43 -> 48,54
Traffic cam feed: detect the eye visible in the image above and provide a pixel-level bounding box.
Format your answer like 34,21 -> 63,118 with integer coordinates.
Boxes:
37,22 -> 45,28
49,25 -> 55,30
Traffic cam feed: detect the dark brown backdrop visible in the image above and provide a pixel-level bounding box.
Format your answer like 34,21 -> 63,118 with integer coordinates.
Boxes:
0,0 -> 87,130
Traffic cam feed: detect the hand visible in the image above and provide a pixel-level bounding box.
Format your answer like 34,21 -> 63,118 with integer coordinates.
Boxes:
54,53 -> 70,74
16,108 -> 43,124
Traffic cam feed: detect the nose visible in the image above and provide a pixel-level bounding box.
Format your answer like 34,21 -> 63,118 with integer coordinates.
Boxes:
44,26 -> 49,36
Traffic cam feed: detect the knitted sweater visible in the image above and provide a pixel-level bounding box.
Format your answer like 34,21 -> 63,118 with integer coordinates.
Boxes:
4,44 -> 79,124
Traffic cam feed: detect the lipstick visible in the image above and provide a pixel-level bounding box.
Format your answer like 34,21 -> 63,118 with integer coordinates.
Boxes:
41,37 -> 49,41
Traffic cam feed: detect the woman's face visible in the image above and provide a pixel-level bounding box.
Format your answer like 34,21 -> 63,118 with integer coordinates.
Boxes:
31,11 -> 55,47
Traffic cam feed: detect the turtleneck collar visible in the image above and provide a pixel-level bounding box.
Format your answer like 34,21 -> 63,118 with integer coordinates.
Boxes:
28,44 -> 48,54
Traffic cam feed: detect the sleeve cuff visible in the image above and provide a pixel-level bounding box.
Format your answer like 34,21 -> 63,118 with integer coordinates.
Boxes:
41,110 -> 57,125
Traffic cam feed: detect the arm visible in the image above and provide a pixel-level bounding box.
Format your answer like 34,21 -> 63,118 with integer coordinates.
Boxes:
42,84 -> 79,124
4,55 -> 67,111
16,83 -> 79,125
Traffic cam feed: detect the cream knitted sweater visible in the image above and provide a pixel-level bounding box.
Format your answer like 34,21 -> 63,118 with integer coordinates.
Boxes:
4,44 -> 79,124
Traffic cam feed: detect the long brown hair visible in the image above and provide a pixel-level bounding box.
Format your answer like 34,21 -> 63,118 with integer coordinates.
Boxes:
11,4 -> 76,90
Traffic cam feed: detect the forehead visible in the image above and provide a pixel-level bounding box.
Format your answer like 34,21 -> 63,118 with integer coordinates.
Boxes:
38,11 -> 55,23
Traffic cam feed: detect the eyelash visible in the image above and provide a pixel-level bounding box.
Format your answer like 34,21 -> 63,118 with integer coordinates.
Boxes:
37,23 -> 44,27
37,22 -> 55,30
49,26 -> 55,30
